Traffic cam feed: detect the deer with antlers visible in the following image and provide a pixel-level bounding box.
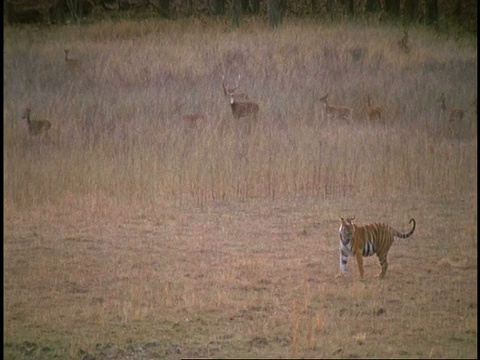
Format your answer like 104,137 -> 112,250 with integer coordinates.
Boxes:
222,75 -> 259,121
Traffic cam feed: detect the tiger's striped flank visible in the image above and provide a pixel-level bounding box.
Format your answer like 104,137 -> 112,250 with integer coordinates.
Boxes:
337,216 -> 416,279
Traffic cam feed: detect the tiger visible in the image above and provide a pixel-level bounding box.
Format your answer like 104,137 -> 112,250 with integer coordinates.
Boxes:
337,216 -> 416,279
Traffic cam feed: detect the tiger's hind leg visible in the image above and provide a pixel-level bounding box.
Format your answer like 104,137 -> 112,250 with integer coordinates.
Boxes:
378,255 -> 388,279
355,252 -> 365,279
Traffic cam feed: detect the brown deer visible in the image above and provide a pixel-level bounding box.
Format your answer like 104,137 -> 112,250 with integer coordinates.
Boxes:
439,93 -> 464,122
183,113 -> 207,129
183,114 -> 207,122
366,95 -> 382,121
398,30 -> 410,53
22,108 -> 52,137
64,49 -> 82,71
223,76 -> 259,120
319,94 -> 352,123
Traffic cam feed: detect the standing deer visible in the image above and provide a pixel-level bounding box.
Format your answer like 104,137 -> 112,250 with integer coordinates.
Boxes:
64,49 -> 82,71
223,76 -> 259,120
319,94 -> 352,123
366,95 -> 382,121
22,108 -> 52,137
398,30 -> 410,53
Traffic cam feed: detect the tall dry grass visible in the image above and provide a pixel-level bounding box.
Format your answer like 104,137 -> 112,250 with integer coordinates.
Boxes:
4,18 -> 477,213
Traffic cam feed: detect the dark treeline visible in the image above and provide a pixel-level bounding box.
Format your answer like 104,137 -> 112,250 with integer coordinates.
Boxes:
5,0 -> 477,33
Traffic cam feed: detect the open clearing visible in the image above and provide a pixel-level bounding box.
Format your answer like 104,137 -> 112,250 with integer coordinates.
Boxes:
4,194 -> 477,359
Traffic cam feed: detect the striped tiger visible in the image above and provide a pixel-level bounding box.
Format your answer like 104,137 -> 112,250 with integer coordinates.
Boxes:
337,216 -> 416,279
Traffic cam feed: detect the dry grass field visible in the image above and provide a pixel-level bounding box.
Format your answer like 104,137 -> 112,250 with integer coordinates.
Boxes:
4,17 -> 477,359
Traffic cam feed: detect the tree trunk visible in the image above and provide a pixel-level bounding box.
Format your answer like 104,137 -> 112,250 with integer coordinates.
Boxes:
425,0 -> 438,25
232,0 -> 242,27
251,0 -> 259,14
241,0 -> 249,13
385,0 -> 400,17
326,0 -> 334,19
187,0 -> 194,16
212,0 -> 225,15
403,0 -> 418,22
341,0 -> 354,15
267,0 -> 286,28
158,0 -> 169,18
365,0 -> 381,12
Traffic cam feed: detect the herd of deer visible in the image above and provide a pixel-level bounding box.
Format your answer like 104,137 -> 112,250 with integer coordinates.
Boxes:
20,32 -> 475,140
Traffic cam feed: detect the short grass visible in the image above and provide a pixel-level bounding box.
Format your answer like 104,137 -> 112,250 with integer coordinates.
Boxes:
4,17 -> 477,359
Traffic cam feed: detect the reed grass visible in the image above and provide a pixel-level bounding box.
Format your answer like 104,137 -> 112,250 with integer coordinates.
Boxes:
4,19 -> 477,213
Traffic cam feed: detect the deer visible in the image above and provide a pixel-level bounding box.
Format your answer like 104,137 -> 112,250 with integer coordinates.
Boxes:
398,30 -> 410,53
366,95 -> 382,121
319,94 -> 352,123
22,108 -> 52,137
183,113 -> 208,129
183,114 -> 207,123
439,93 -> 464,122
223,76 -> 259,121
64,49 -> 82,71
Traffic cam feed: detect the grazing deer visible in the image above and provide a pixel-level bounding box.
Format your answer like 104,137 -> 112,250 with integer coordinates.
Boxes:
183,113 -> 207,129
22,108 -> 52,137
439,93 -> 464,122
366,95 -> 382,121
64,49 -> 82,71
398,30 -> 410,53
319,94 -> 352,123
183,114 -> 207,122
223,76 -> 259,120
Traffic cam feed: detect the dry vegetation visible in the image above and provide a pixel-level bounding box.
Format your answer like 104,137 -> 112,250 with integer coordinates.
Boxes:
4,17 -> 477,359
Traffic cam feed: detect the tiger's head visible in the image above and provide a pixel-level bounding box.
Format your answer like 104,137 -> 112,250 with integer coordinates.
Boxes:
339,215 -> 356,244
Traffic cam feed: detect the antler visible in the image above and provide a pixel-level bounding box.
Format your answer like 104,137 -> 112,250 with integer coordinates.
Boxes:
221,75 -> 228,95
222,75 -> 238,95
235,74 -> 241,91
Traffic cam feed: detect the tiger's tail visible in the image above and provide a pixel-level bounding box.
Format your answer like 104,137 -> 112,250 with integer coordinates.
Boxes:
394,218 -> 416,239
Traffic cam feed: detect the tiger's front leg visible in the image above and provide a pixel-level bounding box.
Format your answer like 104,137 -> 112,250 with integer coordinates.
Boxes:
336,250 -> 349,278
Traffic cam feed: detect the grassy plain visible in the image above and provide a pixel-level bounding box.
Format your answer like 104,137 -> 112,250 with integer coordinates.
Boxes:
4,16 -> 477,359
